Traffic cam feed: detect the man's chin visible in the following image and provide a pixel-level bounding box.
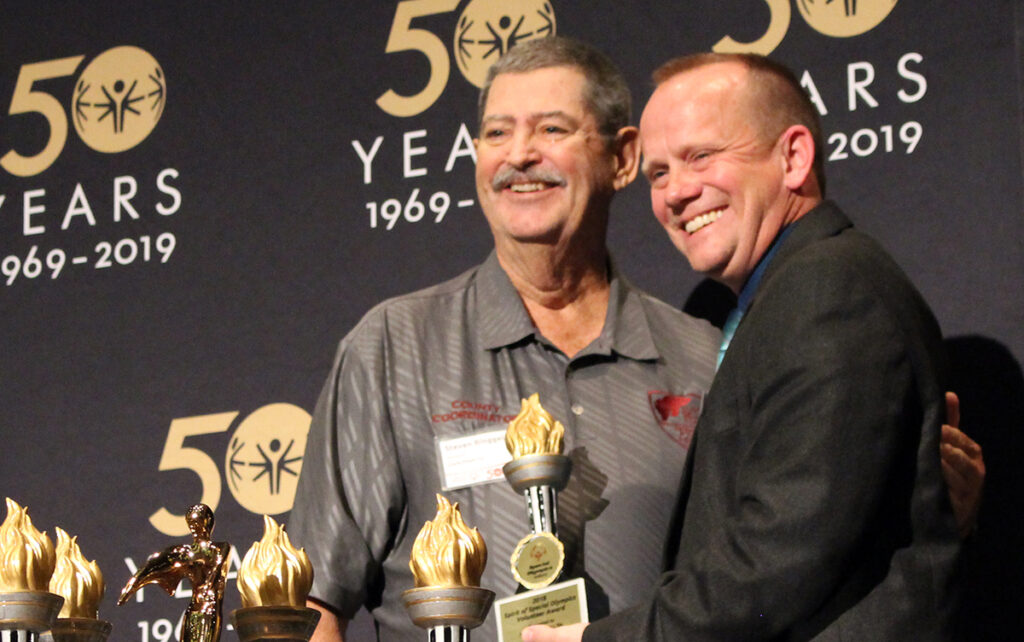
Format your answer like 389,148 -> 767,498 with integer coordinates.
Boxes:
508,230 -> 563,245
681,253 -> 727,281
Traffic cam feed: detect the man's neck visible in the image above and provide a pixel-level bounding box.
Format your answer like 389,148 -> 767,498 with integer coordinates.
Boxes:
724,195 -> 822,294
495,241 -> 611,358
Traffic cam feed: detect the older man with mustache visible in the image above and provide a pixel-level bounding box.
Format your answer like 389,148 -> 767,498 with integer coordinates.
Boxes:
289,37 -> 721,642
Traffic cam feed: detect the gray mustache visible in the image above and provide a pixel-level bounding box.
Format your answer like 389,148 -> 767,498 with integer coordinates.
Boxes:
492,167 -> 567,190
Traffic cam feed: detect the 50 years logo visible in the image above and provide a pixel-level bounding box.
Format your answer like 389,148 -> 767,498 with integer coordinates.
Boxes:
377,0 -> 555,117
2,45 -> 165,177
373,0 -> 900,118
715,0 -> 899,55
148,403 -> 312,537
455,0 -> 556,87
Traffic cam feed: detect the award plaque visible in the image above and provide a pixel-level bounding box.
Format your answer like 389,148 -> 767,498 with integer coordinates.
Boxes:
498,395 -> 587,638
494,578 -> 587,642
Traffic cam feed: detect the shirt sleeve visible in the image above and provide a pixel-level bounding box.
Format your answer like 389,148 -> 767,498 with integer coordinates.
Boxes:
288,308 -> 406,617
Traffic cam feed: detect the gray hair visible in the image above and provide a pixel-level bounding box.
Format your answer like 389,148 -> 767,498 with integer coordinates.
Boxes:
478,36 -> 631,147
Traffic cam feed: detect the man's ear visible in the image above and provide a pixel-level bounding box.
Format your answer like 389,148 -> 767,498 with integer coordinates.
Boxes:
779,124 -> 815,191
612,126 -> 641,190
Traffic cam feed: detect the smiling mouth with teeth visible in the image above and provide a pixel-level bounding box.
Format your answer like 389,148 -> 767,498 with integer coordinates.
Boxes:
509,182 -> 552,193
684,208 -> 724,234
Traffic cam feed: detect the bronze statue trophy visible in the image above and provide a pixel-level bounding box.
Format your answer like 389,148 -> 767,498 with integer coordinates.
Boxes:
494,395 -> 587,642
231,515 -> 319,642
117,504 -> 230,642
0,498 -> 63,642
44,528 -> 111,642
402,495 -> 494,642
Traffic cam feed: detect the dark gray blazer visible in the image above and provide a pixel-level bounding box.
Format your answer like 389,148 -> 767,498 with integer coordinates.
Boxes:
586,202 -> 961,641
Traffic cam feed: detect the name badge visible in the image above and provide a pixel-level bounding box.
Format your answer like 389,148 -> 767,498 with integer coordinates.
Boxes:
435,428 -> 512,490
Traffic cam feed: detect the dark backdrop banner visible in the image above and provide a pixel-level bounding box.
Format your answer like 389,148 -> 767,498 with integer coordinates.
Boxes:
2,2 -> 1021,640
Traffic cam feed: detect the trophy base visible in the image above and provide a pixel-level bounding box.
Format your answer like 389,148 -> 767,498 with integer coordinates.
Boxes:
502,455 -> 571,494
493,578 -> 587,642
0,591 -> 64,634
230,606 -> 321,642
402,586 -> 495,630
40,618 -> 112,642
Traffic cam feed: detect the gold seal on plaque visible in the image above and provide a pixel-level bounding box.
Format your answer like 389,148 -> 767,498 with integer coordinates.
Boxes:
510,532 -> 564,590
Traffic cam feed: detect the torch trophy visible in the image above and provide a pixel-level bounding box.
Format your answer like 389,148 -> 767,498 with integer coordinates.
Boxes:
231,515 -> 320,642
0,498 -> 62,642
117,504 -> 230,642
402,495 -> 494,642
43,527 -> 111,642
493,395 -> 587,642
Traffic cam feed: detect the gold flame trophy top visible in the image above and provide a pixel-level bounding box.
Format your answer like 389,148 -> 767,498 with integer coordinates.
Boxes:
409,495 -> 487,588
237,515 -> 313,608
49,527 -> 105,619
504,394 -> 565,459
0,497 -> 56,592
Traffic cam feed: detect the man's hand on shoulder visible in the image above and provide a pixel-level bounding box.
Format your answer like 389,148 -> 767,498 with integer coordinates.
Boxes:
940,391 -> 986,538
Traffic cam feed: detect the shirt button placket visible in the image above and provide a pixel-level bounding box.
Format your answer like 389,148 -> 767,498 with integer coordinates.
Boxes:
564,361 -> 583,446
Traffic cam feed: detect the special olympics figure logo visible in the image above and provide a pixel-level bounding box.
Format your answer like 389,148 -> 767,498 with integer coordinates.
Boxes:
798,0 -> 900,37
73,45 -> 165,153
225,403 -> 312,515
455,0 -> 556,88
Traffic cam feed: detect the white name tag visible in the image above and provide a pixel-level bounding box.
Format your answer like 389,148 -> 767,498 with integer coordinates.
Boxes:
435,428 -> 512,491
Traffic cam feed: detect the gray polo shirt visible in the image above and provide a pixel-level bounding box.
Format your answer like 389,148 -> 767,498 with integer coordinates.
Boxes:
289,251 -> 720,641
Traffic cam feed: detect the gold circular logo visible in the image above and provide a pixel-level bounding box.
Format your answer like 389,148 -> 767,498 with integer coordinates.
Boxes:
454,0 -> 557,88
797,0 -> 900,38
224,403 -> 312,515
510,532 -> 564,590
73,45 -> 166,153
